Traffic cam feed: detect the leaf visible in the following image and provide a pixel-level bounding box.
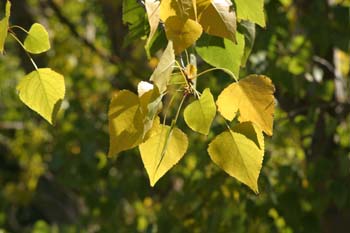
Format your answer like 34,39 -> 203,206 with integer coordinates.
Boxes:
23,23 -> 51,54
234,0 -> 266,28
160,0 -> 196,22
238,20 -> 256,67
216,75 -> 275,135
196,32 -> 245,78
139,125 -> 188,186
233,122 -> 264,151
164,16 -> 202,54
150,41 -> 175,93
145,0 -> 160,47
108,90 -> 145,157
184,88 -> 216,135
198,0 -> 237,43
207,128 -> 263,193
0,0 -> 11,54
17,68 -> 65,124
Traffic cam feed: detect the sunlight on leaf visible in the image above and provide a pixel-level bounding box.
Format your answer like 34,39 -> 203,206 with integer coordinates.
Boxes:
24,23 -> 51,54
145,0 -> 160,47
234,0 -> 266,27
0,0 -> 11,54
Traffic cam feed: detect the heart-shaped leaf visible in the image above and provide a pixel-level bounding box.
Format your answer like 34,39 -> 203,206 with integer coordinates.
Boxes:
24,23 -> 51,54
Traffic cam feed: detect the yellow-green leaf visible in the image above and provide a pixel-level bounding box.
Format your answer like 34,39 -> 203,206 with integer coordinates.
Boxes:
217,75 -> 275,135
234,0 -> 266,28
108,90 -> 145,157
207,128 -> 263,193
17,68 -> 65,124
145,0 -> 160,47
0,0 -> 11,54
184,88 -> 216,135
164,16 -> 202,54
198,0 -> 237,42
24,23 -> 51,54
139,125 -> 188,186
233,122 -> 264,151
150,41 -> 175,93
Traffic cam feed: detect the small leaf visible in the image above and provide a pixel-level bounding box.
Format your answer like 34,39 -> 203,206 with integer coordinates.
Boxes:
238,21 -> 256,67
24,23 -> 51,54
198,0 -> 237,43
164,16 -> 202,54
207,128 -> 263,193
0,0 -> 11,54
139,125 -> 188,186
150,41 -> 175,93
234,0 -> 266,28
184,88 -> 216,135
196,32 -> 245,78
17,68 -> 65,124
138,81 -> 154,97
108,90 -> 145,157
145,0 -> 160,47
217,75 -> 275,135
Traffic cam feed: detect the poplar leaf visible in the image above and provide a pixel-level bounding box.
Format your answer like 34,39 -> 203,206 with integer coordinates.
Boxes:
238,21 -> 256,67
150,41 -> 175,93
139,125 -> 188,186
17,68 -> 65,124
233,122 -> 264,151
207,128 -> 263,193
0,0 -> 11,54
160,0 -> 196,22
24,23 -> 51,54
216,75 -> 275,135
198,0 -> 237,43
234,0 -> 266,28
108,90 -> 145,157
145,0 -> 160,47
184,88 -> 216,135
164,16 -> 202,54
196,32 -> 245,78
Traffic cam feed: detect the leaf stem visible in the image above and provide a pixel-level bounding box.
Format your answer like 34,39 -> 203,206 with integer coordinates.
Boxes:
9,32 -> 38,70
196,67 -> 238,82
9,25 -> 29,34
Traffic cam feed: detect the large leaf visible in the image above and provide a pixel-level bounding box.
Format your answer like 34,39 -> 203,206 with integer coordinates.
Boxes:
184,88 -> 216,135
198,0 -> 237,43
139,124 -> 188,186
150,41 -> 175,93
164,16 -> 202,54
17,68 -> 65,124
216,75 -> 275,135
0,0 -> 11,54
108,90 -> 145,157
160,0 -> 196,22
207,127 -> 263,193
196,32 -> 245,78
233,122 -> 264,151
23,23 -> 51,54
145,0 -> 160,47
234,0 -> 266,28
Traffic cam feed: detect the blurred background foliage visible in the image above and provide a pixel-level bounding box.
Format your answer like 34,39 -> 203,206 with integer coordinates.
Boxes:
0,0 -> 350,232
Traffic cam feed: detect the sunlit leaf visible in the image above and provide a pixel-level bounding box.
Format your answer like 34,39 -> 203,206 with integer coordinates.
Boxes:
150,41 -> 175,93
196,32 -> 245,78
0,0 -> 11,54
160,0 -> 196,22
164,16 -> 202,54
17,68 -> 65,124
139,124 -> 188,186
233,122 -> 264,151
108,90 -> 145,157
184,88 -> 216,135
198,0 -> 237,43
207,127 -> 263,193
23,23 -> 51,54
217,75 -> 275,135
145,0 -> 160,47
234,0 -> 266,27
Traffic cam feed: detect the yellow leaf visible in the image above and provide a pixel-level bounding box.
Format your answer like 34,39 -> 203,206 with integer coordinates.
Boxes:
198,0 -> 237,42
217,75 -> 275,135
164,16 -> 202,54
234,0 -> 266,28
145,0 -> 160,47
208,128 -> 263,193
139,125 -> 188,186
160,0 -> 197,22
0,0 -> 11,54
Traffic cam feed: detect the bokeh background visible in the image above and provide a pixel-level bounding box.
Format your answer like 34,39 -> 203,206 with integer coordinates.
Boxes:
0,0 -> 350,232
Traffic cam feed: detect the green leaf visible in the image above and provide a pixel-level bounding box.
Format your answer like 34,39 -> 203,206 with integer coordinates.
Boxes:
17,68 -> 65,124
23,23 -> 51,54
196,32 -> 245,78
207,128 -> 263,193
234,0 -> 266,28
238,21 -> 256,67
108,90 -> 145,157
139,124 -> 188,186
0,0 -> 11,54
184,88 -> 216,135
198,0 -> 237,42
216,75 -> 275,136
145,0 -> 160,47
150,41 -> 175,93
